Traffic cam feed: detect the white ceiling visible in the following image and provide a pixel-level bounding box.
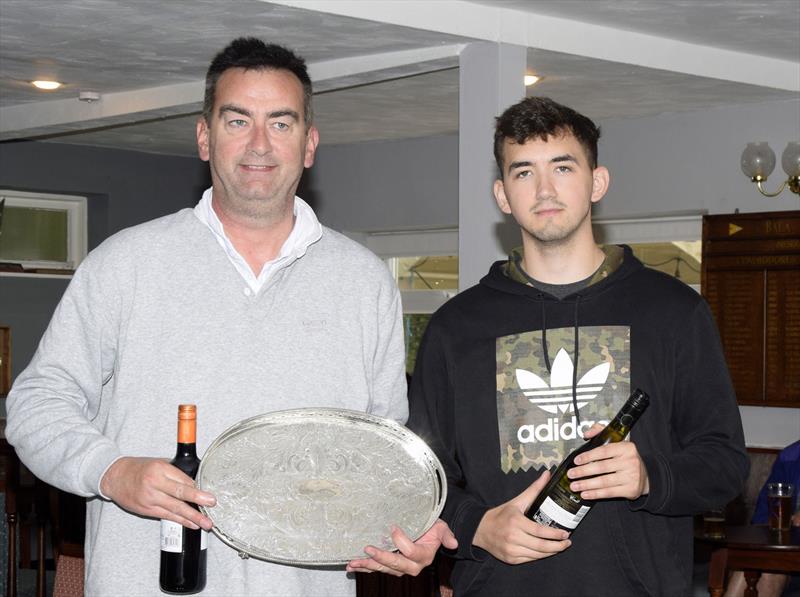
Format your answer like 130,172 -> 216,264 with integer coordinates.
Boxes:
0,0 -> 797,157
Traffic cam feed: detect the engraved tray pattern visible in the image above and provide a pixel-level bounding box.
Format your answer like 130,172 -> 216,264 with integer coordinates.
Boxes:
197,408 -> 446,565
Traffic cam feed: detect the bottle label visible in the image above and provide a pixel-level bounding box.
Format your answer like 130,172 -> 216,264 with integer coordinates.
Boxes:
160,520 -> 183,553
201,528 -> 207,550
534,496 -> 590,530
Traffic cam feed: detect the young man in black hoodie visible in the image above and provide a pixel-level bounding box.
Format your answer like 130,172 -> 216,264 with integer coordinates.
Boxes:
407,97 -> 748,596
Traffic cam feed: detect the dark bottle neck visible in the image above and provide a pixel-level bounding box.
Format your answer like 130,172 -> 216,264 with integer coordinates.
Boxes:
174,442 -> 198,460
604,391 -> 649,437
609,409 -> 638,432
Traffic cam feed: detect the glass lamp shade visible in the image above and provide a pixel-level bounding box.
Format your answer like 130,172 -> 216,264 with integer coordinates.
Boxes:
781,141 -> 800,177
740,142 -> 776,179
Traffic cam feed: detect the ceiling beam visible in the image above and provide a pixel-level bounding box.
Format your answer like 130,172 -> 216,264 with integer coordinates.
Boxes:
0,44 -> 463,140
311,43 -> 463,85
0,81 -> 205,141
271,0 -> 800,92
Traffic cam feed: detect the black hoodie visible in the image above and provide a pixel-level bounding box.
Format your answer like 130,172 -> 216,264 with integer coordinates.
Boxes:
407,245 -> 748,597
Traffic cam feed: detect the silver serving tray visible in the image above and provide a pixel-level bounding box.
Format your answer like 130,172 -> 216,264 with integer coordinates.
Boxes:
196,408 -> 446,565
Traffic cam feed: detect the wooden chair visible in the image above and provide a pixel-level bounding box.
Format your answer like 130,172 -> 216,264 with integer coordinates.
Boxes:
49,487 -> 85,597
2,426 -> 86,597
1,327 -> 84,596
52,554 -> 84,597
1,435 -> 49,597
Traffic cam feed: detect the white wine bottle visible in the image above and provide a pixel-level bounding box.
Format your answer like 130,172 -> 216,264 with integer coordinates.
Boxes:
526,388 -> 650,531
160,404 -> 207,594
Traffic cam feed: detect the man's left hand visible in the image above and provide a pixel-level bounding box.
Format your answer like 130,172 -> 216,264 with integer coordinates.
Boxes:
566,426 -> 650,501
346,519 -> 457,577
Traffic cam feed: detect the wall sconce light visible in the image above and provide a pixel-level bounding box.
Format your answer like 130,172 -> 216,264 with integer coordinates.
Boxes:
740,141 -> 800,197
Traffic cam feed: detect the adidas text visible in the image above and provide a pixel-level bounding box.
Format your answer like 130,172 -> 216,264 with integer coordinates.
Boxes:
517,416 -> 610,444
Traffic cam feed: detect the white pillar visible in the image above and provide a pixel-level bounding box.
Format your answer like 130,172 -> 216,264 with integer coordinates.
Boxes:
458,42 -> 526,291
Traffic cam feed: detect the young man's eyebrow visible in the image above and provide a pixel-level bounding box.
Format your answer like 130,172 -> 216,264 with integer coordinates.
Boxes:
507,160 -> 532,174
506,153 -> 582,175
551,153 -> 579,164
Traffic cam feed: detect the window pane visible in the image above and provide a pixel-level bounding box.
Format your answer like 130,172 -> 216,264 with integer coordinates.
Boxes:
628,241 -> 701,284
396,256 -> 458,291
0,205 -> 68,262
404,313 -> 432,375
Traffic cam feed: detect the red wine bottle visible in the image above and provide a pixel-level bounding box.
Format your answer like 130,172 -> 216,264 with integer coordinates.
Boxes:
527,388 -> 650,531
160,404 -> 207,594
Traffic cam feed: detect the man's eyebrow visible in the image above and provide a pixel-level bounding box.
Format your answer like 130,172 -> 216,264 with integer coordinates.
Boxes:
217,105 -> 301,123
218,104 -> 252,119
268,109 -> 300,121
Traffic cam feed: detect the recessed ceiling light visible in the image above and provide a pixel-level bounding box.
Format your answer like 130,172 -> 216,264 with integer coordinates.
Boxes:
524,74 -> 541,87
32,80 -> 62,90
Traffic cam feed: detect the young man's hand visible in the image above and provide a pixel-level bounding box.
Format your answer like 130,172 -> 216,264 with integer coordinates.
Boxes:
472,471 -> 571,565
567,426 -> 650,501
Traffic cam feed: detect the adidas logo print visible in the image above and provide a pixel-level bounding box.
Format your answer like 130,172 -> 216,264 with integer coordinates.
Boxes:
515,348 -> 610,414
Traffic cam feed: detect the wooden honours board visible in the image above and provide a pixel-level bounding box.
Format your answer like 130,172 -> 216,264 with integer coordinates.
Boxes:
702,211 -> 800,407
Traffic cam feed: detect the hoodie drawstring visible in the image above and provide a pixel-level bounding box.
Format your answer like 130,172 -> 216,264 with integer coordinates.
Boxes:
572,296 -> 582,429
540,298 -> 552,374
537,293 -> 583,430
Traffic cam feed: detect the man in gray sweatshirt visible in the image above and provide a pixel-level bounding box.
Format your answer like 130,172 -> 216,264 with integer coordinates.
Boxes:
6,37 -> 455,596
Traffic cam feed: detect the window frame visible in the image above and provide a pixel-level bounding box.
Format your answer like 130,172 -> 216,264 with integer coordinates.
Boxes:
592,213 -> 702,243
350,228 -> 459,314
593,213 -> 703,292
351,214 -> 704,305
0,189 -> 88,277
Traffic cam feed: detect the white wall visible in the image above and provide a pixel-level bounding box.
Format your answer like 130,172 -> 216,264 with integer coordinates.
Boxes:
595,98 -> 800,219
304,134 -> 458,233
741,406 -> 800,448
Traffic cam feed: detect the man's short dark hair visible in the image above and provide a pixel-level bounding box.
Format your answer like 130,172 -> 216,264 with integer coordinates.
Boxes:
493,97 -> 600,173
203,37 -> 313,126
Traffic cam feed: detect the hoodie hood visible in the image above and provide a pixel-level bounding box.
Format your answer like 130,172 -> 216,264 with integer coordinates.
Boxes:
480,244 -> 645,426
485,243 -> 636,299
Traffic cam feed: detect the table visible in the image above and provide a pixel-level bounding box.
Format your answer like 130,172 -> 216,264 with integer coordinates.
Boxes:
699,524 -> 800,597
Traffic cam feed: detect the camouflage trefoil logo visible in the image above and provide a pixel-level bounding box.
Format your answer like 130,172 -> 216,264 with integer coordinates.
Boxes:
496,326 -> 630,473
516,347 -> 610,414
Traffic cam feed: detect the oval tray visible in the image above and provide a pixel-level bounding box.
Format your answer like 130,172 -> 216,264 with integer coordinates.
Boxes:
196,408 -> 446,565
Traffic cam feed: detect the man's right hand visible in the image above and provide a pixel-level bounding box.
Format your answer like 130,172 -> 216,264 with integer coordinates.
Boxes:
472,471 -> 571,565
100,457 -> 216,530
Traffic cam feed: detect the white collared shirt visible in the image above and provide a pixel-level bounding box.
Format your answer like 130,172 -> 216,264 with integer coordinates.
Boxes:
193,187 -> 323,294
